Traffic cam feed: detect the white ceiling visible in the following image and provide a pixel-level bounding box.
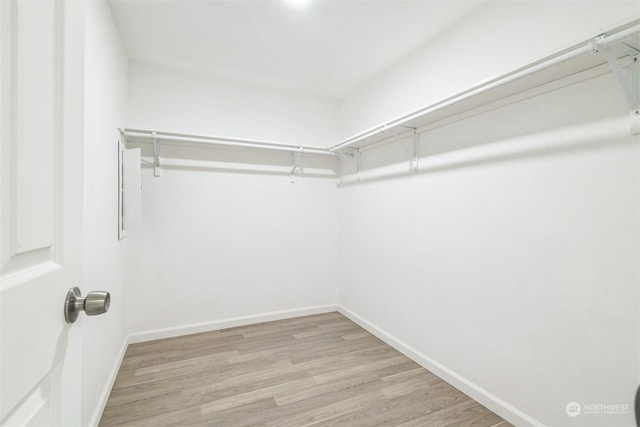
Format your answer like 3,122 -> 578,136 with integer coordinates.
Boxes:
109,0 -> 484,99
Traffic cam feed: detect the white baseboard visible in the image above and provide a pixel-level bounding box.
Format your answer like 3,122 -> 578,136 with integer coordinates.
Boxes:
88,334 -> 128,427
128,304 -> 339,344
337,305 -> 543,427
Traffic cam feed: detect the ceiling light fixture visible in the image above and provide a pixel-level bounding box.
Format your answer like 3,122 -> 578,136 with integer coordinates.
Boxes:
284,0 -> 312,8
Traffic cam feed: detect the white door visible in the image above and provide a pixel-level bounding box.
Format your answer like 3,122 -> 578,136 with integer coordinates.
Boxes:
1,1 -> 84,426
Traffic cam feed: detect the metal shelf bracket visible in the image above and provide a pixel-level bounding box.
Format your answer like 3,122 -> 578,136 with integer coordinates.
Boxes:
152,131 -> 161,177
290,150 -> 302,183
411,129 -> 419,172
388,127 -> 419,172
593,35 -> 640,133
336,151 -> 349,161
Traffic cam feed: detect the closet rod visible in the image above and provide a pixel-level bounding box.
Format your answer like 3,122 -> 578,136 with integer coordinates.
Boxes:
122,129 -> 338,157
330,24 -> 640,152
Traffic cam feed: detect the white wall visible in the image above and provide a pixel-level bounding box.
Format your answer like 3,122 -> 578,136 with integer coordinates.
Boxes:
82,2 -> 128,426
339,1 -> 640,139
124,144 -> 340,338
338,65 -> 639,426
127,62 -> 340,147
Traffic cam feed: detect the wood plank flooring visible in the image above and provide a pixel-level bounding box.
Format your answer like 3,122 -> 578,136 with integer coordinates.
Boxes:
100,312 -> 511,426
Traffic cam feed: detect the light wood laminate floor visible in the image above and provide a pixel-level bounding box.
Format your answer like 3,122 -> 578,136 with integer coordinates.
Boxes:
100,312 -> 511,426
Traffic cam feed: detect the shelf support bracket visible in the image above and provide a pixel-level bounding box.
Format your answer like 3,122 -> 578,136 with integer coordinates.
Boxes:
389,127 -> 410,157
356,148 -> 361,181
412,129 -> 419,172
593,35 -> 640,134
152,131 -> 161,177
335,149 -> 353,161
388,126 -> 419,171
290,150 -> 301,183
631,52 -> 640,135
601,48 -> 640,111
